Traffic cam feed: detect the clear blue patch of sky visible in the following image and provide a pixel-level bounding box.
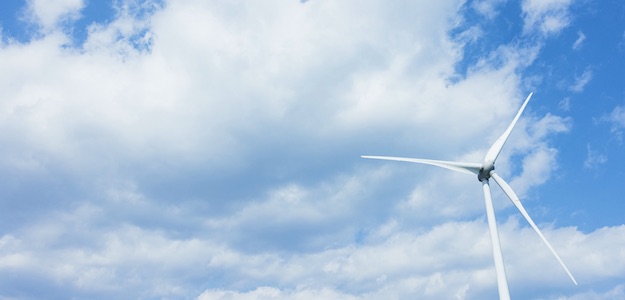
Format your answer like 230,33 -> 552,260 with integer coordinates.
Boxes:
532,0 -> 625,231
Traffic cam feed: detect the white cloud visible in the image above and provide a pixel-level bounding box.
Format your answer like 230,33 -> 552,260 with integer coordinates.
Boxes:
610,105 -> 625,128
472,0 -> 507,19
24,0 -> 85,31
570,69 -> 593,92
1,195 -> 624,299
584,144 -> 608,169
487,113 -> 571,198
573,31 -> 586,50
508,146 -> 559,196
559,97 -> 571,111
522,0 -> 573,36
197,287 -> 358,300
603,105 -> 625,142
0,0 -> 622,299
562,284 -> 625,300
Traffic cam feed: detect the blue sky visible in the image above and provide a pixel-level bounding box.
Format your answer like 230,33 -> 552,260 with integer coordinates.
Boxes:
0,0 -> 624,299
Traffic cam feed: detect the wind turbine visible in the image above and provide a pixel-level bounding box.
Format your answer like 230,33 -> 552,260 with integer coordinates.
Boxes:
362,93 -> 576,300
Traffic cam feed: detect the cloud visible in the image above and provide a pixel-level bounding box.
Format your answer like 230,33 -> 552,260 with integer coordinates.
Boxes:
559,97 -> 571,111
522,0 -> 574,36
563,284 -> 625,300
197,287 -> 359,300
569,68 -> 593,93
82,3 -> 157,55
24,0 -> 85,32
607,105 -> 625,129
573,31 -> 586,50
600,105 -> 625,142
472,0 -> 507,19
4,202 -> 625,299
0,0 -> 623,299
584,144 -> 608,169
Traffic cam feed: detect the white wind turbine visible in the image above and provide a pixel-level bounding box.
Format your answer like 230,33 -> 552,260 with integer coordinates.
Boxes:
362,93 -> 576,300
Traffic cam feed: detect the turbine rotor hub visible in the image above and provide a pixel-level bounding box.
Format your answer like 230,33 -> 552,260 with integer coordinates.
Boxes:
478,161 -> 495,182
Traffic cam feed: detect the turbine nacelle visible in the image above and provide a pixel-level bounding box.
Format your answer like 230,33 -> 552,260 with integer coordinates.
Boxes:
478,160 -> 495,182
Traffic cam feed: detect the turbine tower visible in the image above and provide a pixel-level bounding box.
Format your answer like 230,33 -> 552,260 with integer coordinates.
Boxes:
362,93 -> 576,299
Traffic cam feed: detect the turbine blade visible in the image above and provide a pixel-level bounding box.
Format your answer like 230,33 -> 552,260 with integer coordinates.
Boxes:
482,179 -> 511,300
361,155 -> 481,175
490,172 -> 578,285
484,92 -> 533,163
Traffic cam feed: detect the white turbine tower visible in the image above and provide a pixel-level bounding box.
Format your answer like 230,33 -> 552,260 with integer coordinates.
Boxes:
362,93 -> 576,299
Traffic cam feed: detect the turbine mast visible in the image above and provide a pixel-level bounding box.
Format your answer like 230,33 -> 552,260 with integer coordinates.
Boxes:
482,179 -> 511,300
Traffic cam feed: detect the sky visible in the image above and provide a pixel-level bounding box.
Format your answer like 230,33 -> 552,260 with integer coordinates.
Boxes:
0,0 -> 624,299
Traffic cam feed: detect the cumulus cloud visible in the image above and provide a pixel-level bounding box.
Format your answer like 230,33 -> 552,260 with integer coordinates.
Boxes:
5,203 -> 625,299
197,287 -> 359,300
0,0 -> 623,299
563,284 -> 625,300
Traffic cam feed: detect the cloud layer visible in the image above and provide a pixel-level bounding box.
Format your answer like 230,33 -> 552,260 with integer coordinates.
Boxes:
0,0 -> 623,299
